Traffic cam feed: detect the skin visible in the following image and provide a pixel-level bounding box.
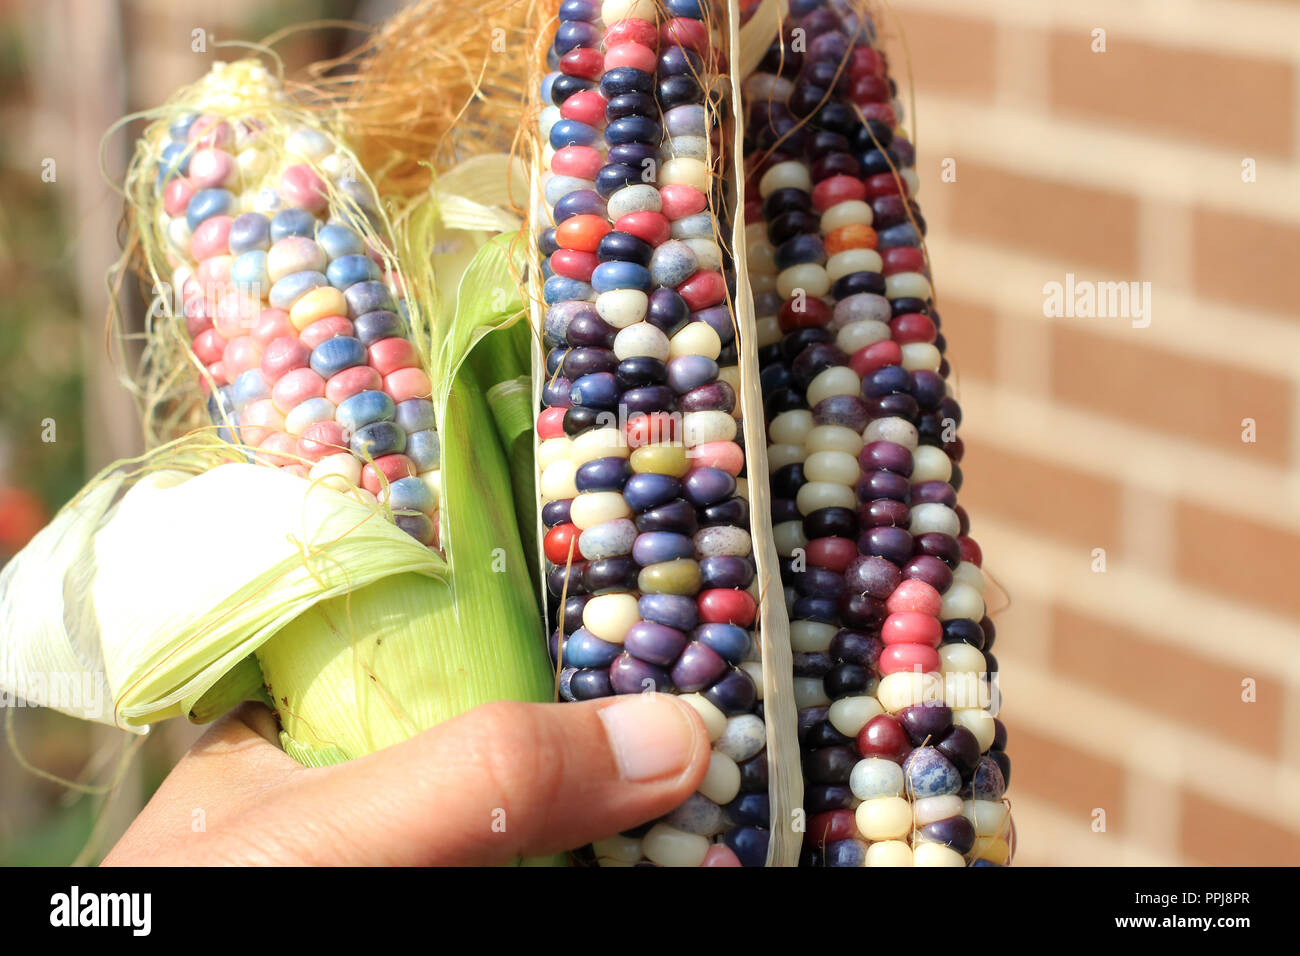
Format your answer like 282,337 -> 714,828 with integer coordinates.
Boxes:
102,696 -> 710,866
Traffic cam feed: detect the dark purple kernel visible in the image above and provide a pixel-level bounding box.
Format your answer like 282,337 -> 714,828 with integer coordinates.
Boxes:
638,593 -> 697,632
824,662 -> 872,698
700,495 -> 749,528
912,480 -> 957,507
915,531 -> 961,567
722,826 -> 769,868
623,473 -> 682,512
570,667 -> 613,699
864,392 -> 920,422
837,591 -> 887,629
803,745 -> 857,784
792,651 -> 834,678
844,554 -> 902,599
561,346 -> 618,378
860,526 -> 915,566
609,653 -> 672,694
859,498 -> 911,529
805,719 -> 853,748
542,498 -> 572,528
804,784 -> 853,813
634,498 -> 698,535
671,641 -> 729,691
920,816 -> 976,855
829,629 -> 883,670
615,356 -> 668,389
703,667 -> 758,716
547,561 -> 588,596
583,556 -> 639,593
682,467 -> 736,507
941,618 -> 985,649
811,394 -> 869,431
646,287 -> 691,334
898,703 -> 954,747
699,555 -> 754,590
856,469 -> 911,503
898,557 -> 951,597
738,753 -> 769,793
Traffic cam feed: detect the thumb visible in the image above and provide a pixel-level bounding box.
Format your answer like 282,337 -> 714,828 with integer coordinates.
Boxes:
274,694 -> 712,865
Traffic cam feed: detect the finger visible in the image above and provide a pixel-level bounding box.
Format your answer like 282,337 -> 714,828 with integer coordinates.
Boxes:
101,703 -> 300,865
273,694 -> 711,865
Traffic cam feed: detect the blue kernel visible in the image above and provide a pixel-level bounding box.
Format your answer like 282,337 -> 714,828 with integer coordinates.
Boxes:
590,260 -> 652,293
316,223 -> 365,260
185,189 -> 234,231
336,390 -> 396,433
344,280 -> 395,317
354,310 -> 404,346
231,250 -> 269,289
405,428 -> 441,470
632,532 -> 695,566
385,475 -> 434,514
394,399 -> 436,434
269,207 -> 318,242
310,336 -> 366,378
351,420 -> 407,459
562,628 -> 623,669
327,254 -> 381,290
228,212 -> 271,255
549,120 -> 599,150
268,271 -> 328,311
623,473 -> 682,512
544,275 -> 595,305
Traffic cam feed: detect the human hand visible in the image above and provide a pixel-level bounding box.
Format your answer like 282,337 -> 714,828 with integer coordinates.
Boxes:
101,695 -> 710,866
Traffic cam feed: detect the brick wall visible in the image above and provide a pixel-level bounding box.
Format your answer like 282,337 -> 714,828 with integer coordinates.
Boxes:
881,0 -> 1300,864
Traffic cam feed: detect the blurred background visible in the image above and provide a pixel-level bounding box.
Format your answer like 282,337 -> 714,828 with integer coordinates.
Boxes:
0,0 -> 1296,865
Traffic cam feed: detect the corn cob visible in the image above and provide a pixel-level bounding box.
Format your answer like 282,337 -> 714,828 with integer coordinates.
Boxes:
148,63 -> 441,546
64,59 -> 552,765
532,0 -> 779,867
741,0 -> 1013,866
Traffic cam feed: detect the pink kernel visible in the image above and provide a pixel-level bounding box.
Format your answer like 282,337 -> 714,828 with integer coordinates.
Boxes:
361,454 -> 417,496
261,336 -> 311,381
325,365 -> 382,405
185,313 -> 212,339
188,148 -> 234,189
221,336 -> 261,379
252,308 -> 294,349
272,367 -> 326,414
383,366 -> 432,403
881,611 -> 942,647
195,255 -> 233,289
297,421 -> 348,462
192,328 -> 227,366
163,178 -> 196,217
368,337 -> 418,376
188,115 -> 233,149
878,643 -> 940,676
279,164 -> 328,214
211,287 -> 259,339
885,579 -> 942,616
604,42 -> 656,73
299,316 -> 355,350
700,845 -> 743,867
551,145 -> 604,181
239,399 -> 285,447
659,184 -> 707,221
257,430 -> 299,467
691,440 -> 743,476
559,90 -> 607,128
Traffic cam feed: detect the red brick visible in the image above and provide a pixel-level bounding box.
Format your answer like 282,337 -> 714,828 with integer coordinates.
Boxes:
1048,34 -> 1295,157
1049,606 -> 1283,755
1174,501 -> 1300,620
949,161 -> 1139,273
1181,792 -> 1300,865
1049,325 -> 1293,465
1009,722 -> 1125,824
1193,207 -> 1300,319
880,10 -> 997,101
959,443 -> 1123,552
